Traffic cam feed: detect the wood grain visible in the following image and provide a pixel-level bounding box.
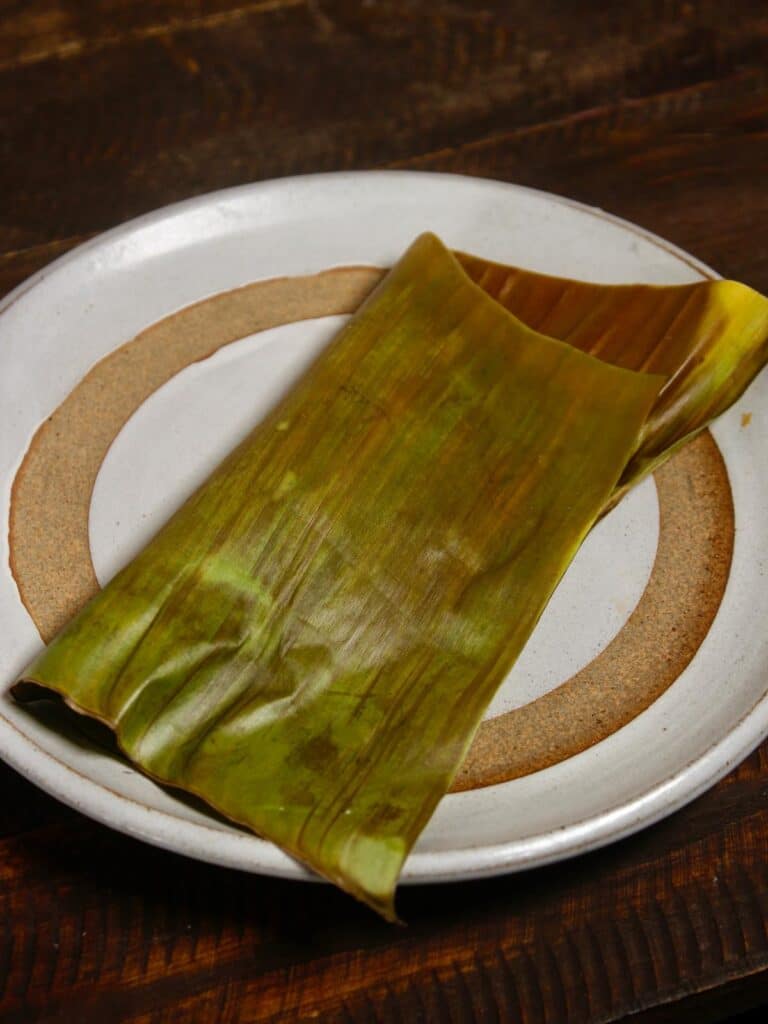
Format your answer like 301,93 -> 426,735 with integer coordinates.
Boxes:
1,758 -> 768,1023
0,2 -> 305,70
2,1 -> 768,1021
2,1 -> 766,250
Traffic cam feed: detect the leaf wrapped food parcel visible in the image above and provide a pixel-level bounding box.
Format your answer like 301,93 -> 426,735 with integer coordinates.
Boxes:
14,233 -> 768,920
456,249 -> 768,505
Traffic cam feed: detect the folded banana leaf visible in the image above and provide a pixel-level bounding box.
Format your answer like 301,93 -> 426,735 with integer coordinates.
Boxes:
456,250 -> 768,507
14,233 -> 768,921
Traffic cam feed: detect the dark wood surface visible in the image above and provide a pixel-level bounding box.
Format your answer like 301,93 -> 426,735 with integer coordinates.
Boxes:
2,2 -> 768,1021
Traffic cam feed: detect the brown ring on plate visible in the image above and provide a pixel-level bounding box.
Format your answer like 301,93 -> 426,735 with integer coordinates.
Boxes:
8,268 -> 734,792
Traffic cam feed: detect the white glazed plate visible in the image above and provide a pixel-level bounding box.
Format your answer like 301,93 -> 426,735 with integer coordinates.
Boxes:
1,172 -> 766,884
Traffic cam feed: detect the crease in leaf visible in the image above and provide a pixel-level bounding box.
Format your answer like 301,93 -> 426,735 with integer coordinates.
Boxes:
14,232 -> 768,921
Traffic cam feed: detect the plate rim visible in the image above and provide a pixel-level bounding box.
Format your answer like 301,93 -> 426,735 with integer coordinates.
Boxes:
0,170 -> 721,323
4,169 -> 766,888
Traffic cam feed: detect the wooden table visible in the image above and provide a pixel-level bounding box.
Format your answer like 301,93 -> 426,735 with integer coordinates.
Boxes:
2,3 -> 768,1021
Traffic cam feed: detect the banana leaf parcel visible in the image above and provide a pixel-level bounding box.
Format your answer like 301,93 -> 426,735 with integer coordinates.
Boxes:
14,233 -> 768,920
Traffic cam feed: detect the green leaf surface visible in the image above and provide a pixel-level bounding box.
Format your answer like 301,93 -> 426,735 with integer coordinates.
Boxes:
456,250 -> 768,506
15,233 -> 768,919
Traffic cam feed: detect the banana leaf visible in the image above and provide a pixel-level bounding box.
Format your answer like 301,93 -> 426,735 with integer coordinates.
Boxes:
13,233 -> 768,920
456,250 -> 768,507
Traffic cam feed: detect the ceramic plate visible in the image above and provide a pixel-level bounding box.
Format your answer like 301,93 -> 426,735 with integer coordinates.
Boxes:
1,172 -> 766,884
